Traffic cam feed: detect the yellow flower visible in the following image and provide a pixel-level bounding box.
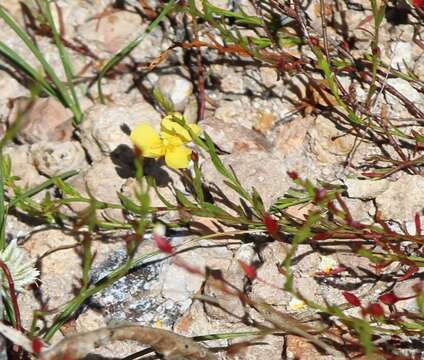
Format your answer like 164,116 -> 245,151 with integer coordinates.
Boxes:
130,114 -> 200,169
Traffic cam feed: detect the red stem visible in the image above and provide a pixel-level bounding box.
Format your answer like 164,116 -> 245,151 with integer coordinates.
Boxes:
0,259 -> 22,332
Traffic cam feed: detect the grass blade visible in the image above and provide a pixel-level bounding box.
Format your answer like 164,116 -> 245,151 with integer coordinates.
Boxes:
0,5 -> 76,119
40,0 -> 82,123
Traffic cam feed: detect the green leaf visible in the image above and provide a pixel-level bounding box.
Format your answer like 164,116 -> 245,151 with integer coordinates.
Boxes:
118,193 -> 142,214
153,87 -> 175,113
175,190 -> 196,208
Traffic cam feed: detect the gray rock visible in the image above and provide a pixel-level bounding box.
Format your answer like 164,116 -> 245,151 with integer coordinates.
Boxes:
31,141 -> 87,177
155,75 -> 193,112
80,102 -> 161,162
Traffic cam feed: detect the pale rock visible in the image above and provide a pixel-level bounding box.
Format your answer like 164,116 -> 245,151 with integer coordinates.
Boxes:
234,243 -> 257,264
8,97 -> 73,144
214,99 -> 244,124
231,334 -> 285,360
250,241 -> 290,305
375,174 -> 424,221
84,157 -> 130,217
0,72 -> 27,119
23,230 -> 81,309
343,197 -> 375,224
220,67 -> 245,93
174,301 -> 248,353
202,151 -> 296,209
203,256 -> 246,321
275,117 -> 312,155
386,78 -> 423,106
287,335 -> 333,360
161,239 -> 233,304
308,115 -> 355,164
344,178 -> 390,199
77,10 -> 142,54
213,97 -> 262,129
392,278 -> 422,313
80,102 -> 161,161
259,67 -> 279,88
183,95 -> 199,124
121,177 -> 176,208
75,309 -> 107,333
200,119 -> 271,153
31,141 -> 87,177
254,112 -> 276,134
390,41 -> 412,70
155,75 -> 193,112
3,145 -> 46,188
65,157 -> 130,219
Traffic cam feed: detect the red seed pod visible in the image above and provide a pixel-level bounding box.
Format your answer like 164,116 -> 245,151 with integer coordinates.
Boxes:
367,303 -> 385,317
415,213 -> 421,236
152,233 -> 173,254
313,188 -> 328,203
287,171 -> 299,180
262,213 -> 279,237
413,0 -> 424,8
378,292 -> 399,305
191,151 -> 199,162
310,36 -> 320,47
32,337 -> 43,353
238,260 -> 257,280
342,291 -> 361,307
312,232 -> 332,241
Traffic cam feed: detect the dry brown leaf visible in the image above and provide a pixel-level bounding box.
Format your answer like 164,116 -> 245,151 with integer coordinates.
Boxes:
40,323 -> 217,360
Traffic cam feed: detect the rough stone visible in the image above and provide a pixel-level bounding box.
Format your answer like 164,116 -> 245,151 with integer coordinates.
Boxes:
201,150 -> 311,209
375,174 -> 424,221
386,78 -> 423,107
307,115 -> 355,164
203,259 -> 246,322
3,145 -> 47,188
250,242 -> 289,305
80,157 -> 131,219
274,116 -> 312,155
161,239 -> 233,305
200,119 -> 271,153
0,72 -> 28,120
155,75 -> 193,112
8,97 -> 74,144
344,178 -> 390,200
31,141 -> 88,177
22,230 -> 81,312
77,10 -> 142,54
80,102 -> 161,162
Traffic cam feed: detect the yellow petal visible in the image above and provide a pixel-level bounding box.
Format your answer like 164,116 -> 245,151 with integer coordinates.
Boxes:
130,123 -> 165,158
164,145 -> 192,169
161,114 -> 192,144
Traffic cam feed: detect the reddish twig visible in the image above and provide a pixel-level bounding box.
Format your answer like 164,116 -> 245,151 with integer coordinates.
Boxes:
0,260 -> 22,333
